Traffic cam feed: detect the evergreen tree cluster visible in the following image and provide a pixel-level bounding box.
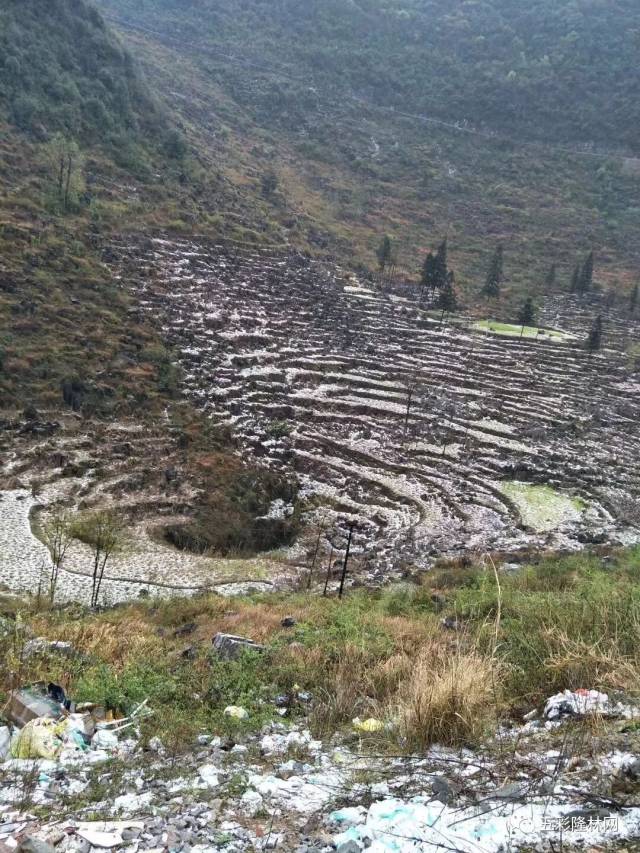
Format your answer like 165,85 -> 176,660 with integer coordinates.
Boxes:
417,238 -> 459,319
376,235 -> 393,272
569,251 -> 595,294
482,245 -> 504,298
518,297 -> 536,330
421,239 -> 450,297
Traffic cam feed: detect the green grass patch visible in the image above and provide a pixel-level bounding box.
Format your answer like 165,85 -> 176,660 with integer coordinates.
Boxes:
501,481 -> 585,531
472,320 -> 573,341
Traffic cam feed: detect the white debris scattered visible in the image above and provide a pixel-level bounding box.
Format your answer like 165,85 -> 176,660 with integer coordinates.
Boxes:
239,789 -> 264,817
75,820 -> 144,849
330,796 -> 640,853
197,765 -> 219,787
544,689 -> 639,721
224,706 -> 249,720
112,791 -> 154,815
259,730 -> 321,756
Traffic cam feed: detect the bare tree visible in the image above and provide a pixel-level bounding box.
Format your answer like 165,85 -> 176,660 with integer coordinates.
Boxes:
43,133 -> 85,212
76,512 -> 122,607
42,512 -> 72,603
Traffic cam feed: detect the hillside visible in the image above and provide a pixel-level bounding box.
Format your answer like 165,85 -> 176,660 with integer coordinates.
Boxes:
0,0 -> 161,148
0,1 -> 296,562
100,0 -> 640,155
2,5 -> 640,848
96,0 -> 640,295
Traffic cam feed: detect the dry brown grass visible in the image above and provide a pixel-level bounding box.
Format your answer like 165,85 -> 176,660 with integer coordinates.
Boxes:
29,613 -> 159,663
394,639 -> 502,748
544,632 -> 640,693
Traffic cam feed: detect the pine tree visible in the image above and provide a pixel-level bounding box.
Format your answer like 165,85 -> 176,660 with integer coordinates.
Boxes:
482,245 -> 503,298
434,238 -> 448,292
569,262 -> 581,293
545,264 -> 557,291
578,250 -> 594,293
420,251 -> 437,296
438,271 -> 458,322
376,235 -> 392,272
586,314 -> 603,352
630,283 -> 639,314
518,297 -> 536,334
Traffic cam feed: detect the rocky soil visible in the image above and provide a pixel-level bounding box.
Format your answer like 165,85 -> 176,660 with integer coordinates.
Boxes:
0,417 -> 297,605
1,237 -> 639,604
4,696 -> 640,853
107,237 -> 640,575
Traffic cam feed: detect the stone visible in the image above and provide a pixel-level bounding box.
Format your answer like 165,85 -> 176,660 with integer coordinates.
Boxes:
16,839 -> 55,853
240,789 -> 264,817
624,758 -> 640,780
494,782 -> 526,801
148,736 -> 165,754
335,842 -> 363,853
431,775 -> 455,804
212,633 -> 265,661
198,765 -> 219,787
22,638 -> 76,659
121,829 -> 142,842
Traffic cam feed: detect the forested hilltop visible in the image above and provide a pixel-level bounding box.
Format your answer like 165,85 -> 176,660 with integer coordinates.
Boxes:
98,0 -> 640,154
0,0 -> 162,148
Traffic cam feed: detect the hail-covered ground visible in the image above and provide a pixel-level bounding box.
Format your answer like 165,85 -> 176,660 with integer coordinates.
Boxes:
107,237 -> 640,577
1,238 -> 639,602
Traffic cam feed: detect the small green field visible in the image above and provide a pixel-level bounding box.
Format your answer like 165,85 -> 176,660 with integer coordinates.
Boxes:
473,320 -> 573,341
501,482 -> 585,531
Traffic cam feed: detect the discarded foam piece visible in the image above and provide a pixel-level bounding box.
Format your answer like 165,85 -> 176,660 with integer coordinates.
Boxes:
212,633 -> 265,661
224,706 -> 249,720
75,820 -> 145,849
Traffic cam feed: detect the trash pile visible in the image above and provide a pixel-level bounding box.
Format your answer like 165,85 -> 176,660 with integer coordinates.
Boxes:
0,683 -> 149,763
516,688 -> 640,734
544,689 -> 639,721
328,796 -> 640,853
0,680 -> 639,852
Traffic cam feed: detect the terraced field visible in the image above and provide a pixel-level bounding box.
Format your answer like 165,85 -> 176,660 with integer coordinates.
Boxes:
107,238 -> 640,573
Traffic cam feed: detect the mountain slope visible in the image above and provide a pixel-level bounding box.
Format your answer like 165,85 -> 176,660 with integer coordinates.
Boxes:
97,0 -> 640,154
0,0 -> 160,146
96,0 -> 640,295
